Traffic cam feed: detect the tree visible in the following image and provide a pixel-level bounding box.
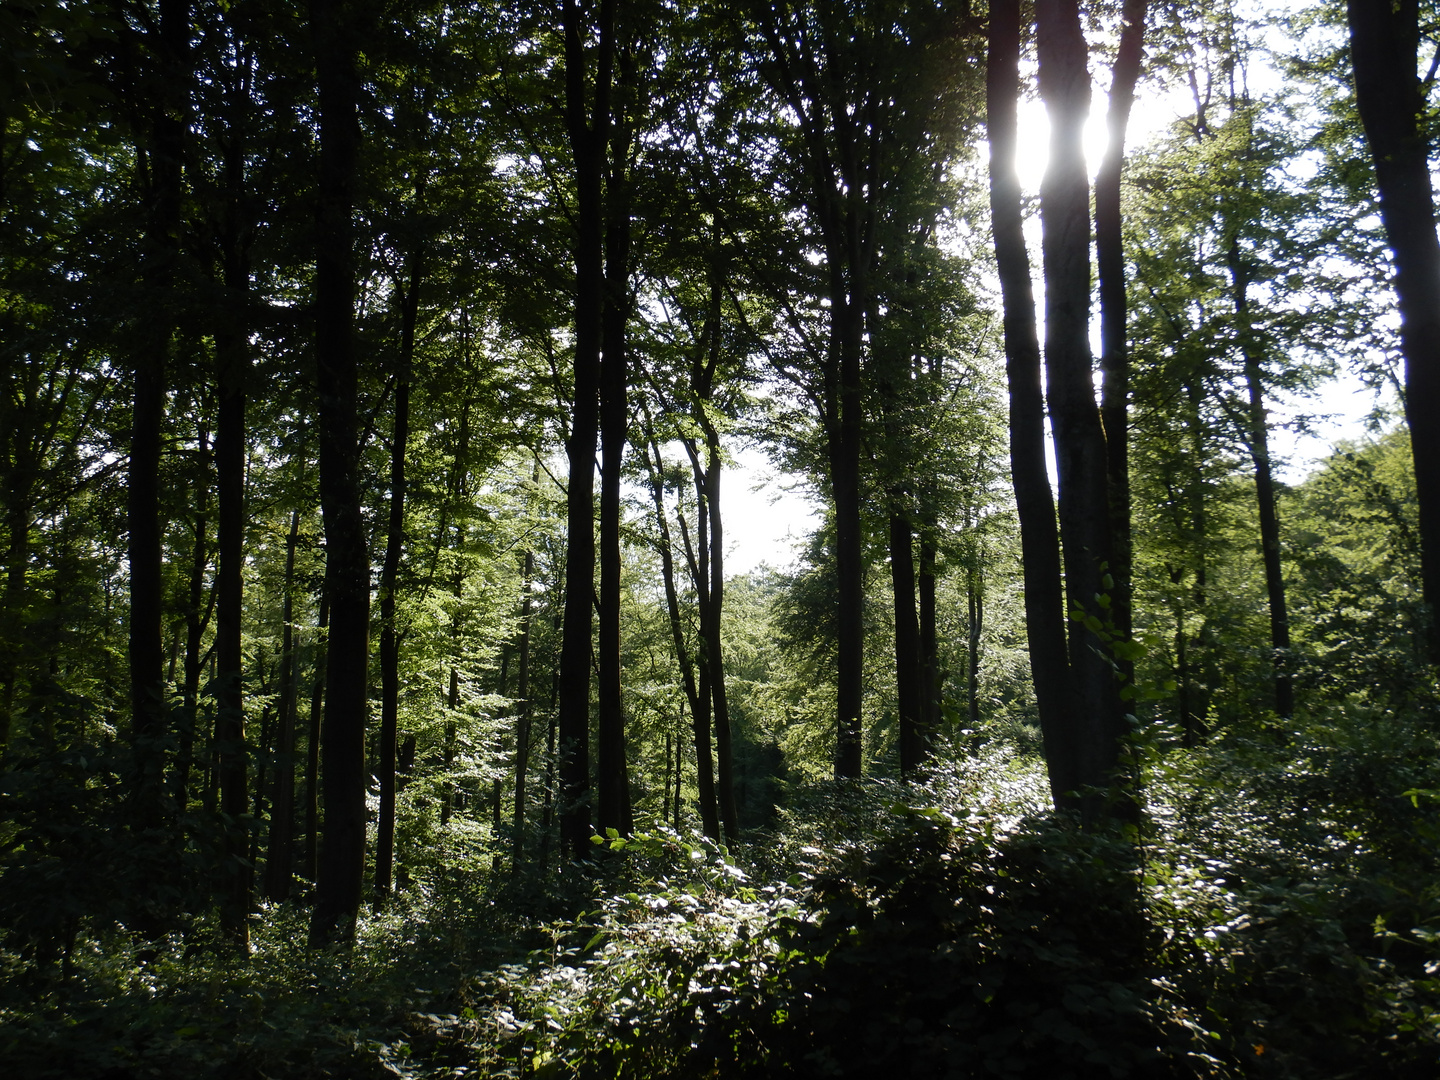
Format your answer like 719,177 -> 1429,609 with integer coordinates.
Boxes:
1345,0 -> 1440,665
987,0 -> 1076,808
555,0 -> 613,860
126,0 -> 189,829
1095,0 -> 1148,673
308,0 -> 369,946
747,0 -> 977,779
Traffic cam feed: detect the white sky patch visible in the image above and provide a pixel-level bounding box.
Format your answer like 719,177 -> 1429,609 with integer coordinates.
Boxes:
722,444 -> 821,576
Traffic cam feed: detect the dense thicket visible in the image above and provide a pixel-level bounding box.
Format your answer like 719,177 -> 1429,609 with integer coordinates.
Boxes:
2,0 -> 1438,1075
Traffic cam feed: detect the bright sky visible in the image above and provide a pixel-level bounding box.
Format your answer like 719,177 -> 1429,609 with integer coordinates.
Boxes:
721,12 -> 1394,576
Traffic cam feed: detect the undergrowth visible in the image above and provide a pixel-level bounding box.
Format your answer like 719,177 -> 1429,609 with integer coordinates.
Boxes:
5,720 -> 1440,1078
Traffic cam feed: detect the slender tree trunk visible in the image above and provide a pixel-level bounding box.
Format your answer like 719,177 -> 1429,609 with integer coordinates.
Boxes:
557,0 -> 616,862
303,587 -> 328,884
1095,0 -> 1147,685
831,298 -> 866,779
673,717 -> 683,830
492,646 -> 510,842
987,0 -> 1077,809
374,252 -> 421,908
918,517 -> 939,738
214,248 -> 250,947
309,0 -> 369,945
129,0 -> 188,824
0,375 -> 21,752
539,615 -> 561,874
644,437 -> 718,839
597,48 -> 634,838
705,434 -> 738,842
1346,0 -> 1440,665
1229,245 -> 1293,719
511,544 -> 535,875
891,510 -> 924,775
440,515 -> 466,830
440,665 -> 459,828
263,508 -> 302,902
176,422 -> 212,808
1182,376 -> 1212,744
250,692 -> 272,872
966,552 -> 984,729
678,500 -> 722,840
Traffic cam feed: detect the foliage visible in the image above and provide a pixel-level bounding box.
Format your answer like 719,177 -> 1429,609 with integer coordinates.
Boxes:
6,712 -> 1440,1078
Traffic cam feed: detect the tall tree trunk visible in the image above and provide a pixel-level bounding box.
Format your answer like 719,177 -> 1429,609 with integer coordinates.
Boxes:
557,0 -> 615,862
644,436 -> 719,839
176,420 -> 213,808
1184,381 -> 1213,743
918,511 -> 940,739
440,501 -> 468,828
374,252 -> 421,907
1038,0 -> 1128,819
249,690 -> 272,872
831,296 -> 866,780
511,542 -> 535,875
0,367 -> 21,753
704,433 -> 738,842
1229,245 -> 1293,719
1095,0 -> 1147,685
263,508 -> 302,902
309,0 -> 369,946
966,550 -> 983,729
751,5 -> 871,781
1346,0 -> 1440,665
492,648 -> 509,843
890,509 -> 924,775
597,46 -> 634,838
303,587 -> 328,884
129,0 -> 188,824
987,0 -> 1077,809
539,626 -> 560,875
214,230 -> 250,947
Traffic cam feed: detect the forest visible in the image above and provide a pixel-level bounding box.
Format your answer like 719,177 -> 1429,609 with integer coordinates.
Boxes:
3,0 -> 1440,1075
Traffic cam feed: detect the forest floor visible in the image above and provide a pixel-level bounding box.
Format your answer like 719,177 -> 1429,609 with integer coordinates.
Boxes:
5,729 -> 1440,1079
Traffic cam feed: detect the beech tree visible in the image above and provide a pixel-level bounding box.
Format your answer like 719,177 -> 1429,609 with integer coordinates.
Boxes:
989,0 -> 1149,816
1345,0 -> 1440,665
746,0 -> 978,779
308,0 -> 369,946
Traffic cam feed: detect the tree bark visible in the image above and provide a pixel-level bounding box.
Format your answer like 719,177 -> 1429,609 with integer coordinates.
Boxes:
214,228 -> 250,948
752,4 -> 869,780
1346,0 -> 1440,665
308,0 -> 369,945
557,0 -> 615,862
129,0 -> 187,824
1095,0 -> 1147,683
987,0 -> 1077,809
704,432 -> 738,843
303,587 -> 328,884
966,549 -> 984,729
539,631 -> 560,874
1229,244 -> 1293,719
374,251 -> 421,907
597,40 -> 634,838
830,293 -> 866,780
643,435 -> 719,840
1038,0 -> 1128,819
511,542 -> 535,875
890,510 -> 925,775
176,419 -> 213,808
263,508 -> 302,902
917,504 -> 940,739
